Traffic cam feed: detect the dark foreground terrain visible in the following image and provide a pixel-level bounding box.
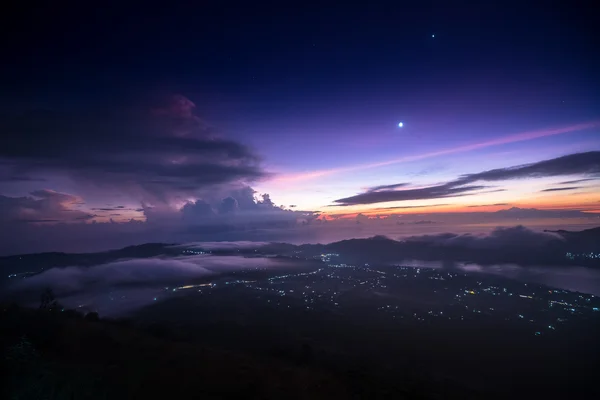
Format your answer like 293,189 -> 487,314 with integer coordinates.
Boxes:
2,234 -> 600,399
1,305 -> 353,400
2,302 -> 599,400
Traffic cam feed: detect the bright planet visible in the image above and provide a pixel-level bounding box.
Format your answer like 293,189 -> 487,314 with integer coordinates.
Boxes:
398,122 -> 404,128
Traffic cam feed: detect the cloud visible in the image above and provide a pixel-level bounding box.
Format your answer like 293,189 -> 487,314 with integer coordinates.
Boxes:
541,187 -> 582,192
0,184 -> 320,255
402,225 -> 560,249
326,226 -> 577,267
0,190 -> 92,224
152,94 -> 198,119
376,203 -> 451,210
275,122 -> 600,183
334,183 -> 488,205
367,183 -> 410,192
0,95 -> 307,252
0,95 -> 267,203
557,178 -> 598,185
159,185 -> 318,229
476,188 -> 507,194
9,254 -> 288,294
459,151 -> 600,183
467,203 -> 510,208
334,152 -> 600,205
89,206 -> 143,219
172,241 -> 271,251
11,257 -> 204,293
4,253 -> 296,315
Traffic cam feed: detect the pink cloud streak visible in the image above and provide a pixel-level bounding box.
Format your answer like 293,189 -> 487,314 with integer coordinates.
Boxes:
272,121 -> 600,183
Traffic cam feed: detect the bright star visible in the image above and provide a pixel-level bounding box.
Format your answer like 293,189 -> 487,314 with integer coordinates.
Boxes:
432,34 -> 435,38
398,122 -> 404,128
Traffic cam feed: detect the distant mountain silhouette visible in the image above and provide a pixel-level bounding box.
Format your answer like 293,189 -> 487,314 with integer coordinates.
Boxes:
3,225 -> 600,281
322,226 -> 600,267
545,226 -> 600,238
0,243 -> 177,280
544,227 -> 600,250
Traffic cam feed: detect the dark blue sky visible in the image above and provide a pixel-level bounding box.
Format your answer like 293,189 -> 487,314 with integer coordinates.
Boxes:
2,1 -> 598,103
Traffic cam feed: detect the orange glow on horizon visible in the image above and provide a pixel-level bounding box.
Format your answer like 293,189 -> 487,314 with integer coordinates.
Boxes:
322,200 -> 600,218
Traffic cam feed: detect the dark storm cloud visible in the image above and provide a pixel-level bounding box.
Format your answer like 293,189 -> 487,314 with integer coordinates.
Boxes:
0,190 -> 91,223
75,215 -> 96,220
0,95 -> 266,201
335,152 -> 600,205
541,186 -> 582,192
180,199 -> 216,221
219,197 -> 239,214
174,186 -> 318,227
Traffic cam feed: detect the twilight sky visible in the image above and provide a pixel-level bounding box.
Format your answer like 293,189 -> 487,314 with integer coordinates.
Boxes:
0,1 -> 599,254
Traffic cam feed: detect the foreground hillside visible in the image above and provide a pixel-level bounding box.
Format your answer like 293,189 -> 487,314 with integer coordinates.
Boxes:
1,304 -> 476,400
0,305 -> 353,400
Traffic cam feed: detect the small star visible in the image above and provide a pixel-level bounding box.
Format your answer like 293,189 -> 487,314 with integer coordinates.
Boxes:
431,34 -> 435,38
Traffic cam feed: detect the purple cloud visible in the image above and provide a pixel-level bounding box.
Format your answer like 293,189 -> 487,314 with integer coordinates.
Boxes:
541,186 -> 582,192
335,152 -> 600,205
0,190 -> 92,224
0,95 -> 267,203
